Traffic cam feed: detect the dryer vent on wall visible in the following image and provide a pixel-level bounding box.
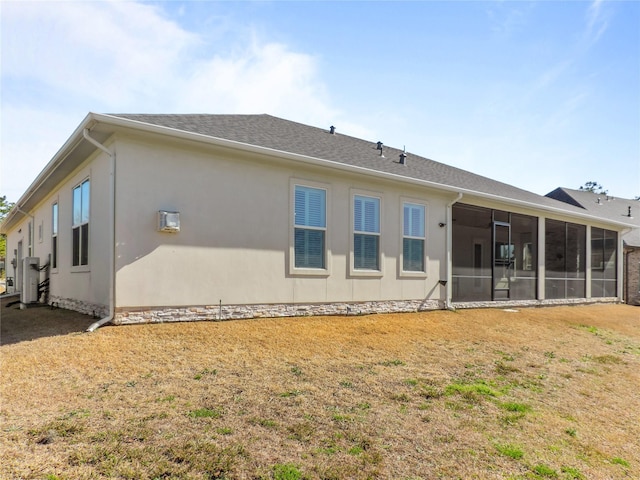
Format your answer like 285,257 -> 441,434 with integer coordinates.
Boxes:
158,211 -> 180,233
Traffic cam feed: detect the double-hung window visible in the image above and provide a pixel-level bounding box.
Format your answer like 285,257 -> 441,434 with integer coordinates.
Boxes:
52,203 -> 58,269
28,222 -> 32,256
294,185 -> 326,269
72,179 -> 90,267
402,202 -> 426,272
353,195 -> 380,271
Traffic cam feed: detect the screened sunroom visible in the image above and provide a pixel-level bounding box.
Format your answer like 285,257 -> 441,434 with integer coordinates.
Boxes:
451,203 -> 618,303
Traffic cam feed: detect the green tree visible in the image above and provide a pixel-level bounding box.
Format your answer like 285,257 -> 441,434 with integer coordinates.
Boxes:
0,195 -> 15,269
579,181 -> 608,195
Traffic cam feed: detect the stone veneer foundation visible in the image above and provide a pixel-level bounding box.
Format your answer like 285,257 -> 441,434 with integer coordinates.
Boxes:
451,297 -> 619,309
50,296 -> 109,319
111,297 -> 619,325
114,299 -> 444,325
48,295 -> 620,326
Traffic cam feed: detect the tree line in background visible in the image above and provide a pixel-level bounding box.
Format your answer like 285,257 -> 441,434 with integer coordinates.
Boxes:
578,181 -> 639,201
1,196 -> 15,270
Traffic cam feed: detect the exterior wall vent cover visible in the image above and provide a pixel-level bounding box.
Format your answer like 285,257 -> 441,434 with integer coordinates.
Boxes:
158,211 -> 180,232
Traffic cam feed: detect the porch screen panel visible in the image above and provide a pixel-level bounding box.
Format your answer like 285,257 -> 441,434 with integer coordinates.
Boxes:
452,204 -> 492,301
591,227 -> 617,297
545,219 -> 586,299
510,213 -> 538,300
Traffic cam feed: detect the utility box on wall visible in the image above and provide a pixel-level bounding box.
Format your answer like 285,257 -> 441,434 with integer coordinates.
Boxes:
21,257 -> 40,304
158,211 -> 180,233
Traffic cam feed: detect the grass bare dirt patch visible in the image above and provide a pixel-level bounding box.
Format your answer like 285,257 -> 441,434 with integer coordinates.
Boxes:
1,300 -> 639,479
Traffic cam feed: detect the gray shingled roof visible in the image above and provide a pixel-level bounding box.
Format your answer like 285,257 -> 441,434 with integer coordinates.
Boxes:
111,113 -> 593,216
547,187 -> 640,246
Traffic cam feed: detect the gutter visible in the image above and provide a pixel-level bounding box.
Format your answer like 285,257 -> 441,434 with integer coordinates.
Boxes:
2,112 -> 634,234
85,128 -> 115,332
92,113 -> 636,231
444,193 -> 463,309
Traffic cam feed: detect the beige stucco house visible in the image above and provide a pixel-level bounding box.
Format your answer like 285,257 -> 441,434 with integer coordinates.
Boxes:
1,113 -> 635,329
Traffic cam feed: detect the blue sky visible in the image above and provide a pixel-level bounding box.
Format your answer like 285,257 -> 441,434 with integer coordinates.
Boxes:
2,0 -> 639,203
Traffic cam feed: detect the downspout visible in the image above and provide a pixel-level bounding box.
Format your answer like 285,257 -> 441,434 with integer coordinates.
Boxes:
444,193 -> 463,309
84,128 -> 115,332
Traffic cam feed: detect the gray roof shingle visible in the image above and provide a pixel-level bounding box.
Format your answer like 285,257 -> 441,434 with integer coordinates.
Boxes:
546,187 -> 640,246
107,114 -> 608,218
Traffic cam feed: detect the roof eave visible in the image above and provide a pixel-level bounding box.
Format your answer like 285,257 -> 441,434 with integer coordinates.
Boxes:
2,113 -> 635,234
92,115 -> 636,228
0,113 -> 101,234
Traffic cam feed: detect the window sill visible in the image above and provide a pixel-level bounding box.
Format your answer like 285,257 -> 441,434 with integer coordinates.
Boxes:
399,271 -> 428,278
289,267 -> 330,277
70,265 -> 90,273
349,269 -> 384,278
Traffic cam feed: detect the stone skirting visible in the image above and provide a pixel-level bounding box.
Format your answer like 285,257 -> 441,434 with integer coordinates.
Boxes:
47,295 -> 621,326
49,295 -> 109,318
114,299 -> 444,325
624,249 -> 640,305
451,297 -> 620,310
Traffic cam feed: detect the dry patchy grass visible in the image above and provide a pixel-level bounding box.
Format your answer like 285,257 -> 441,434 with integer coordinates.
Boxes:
1,298 -> 639,479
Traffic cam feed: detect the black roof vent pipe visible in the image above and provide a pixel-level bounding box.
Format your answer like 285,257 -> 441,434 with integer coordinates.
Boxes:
399,152 -> 407,165
376,141 -> 383,150
329,125 -> 336,134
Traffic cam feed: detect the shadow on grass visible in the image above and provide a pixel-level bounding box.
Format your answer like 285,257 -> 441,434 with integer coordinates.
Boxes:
1,295 -> 95,346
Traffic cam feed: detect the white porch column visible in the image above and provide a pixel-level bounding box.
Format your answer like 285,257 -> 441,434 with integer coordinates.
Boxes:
617,233 -> 625,300
537,216 -> 545,300
585,227 -> 592,298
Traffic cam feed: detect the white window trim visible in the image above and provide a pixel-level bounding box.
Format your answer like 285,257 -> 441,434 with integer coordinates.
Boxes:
71,178 -> 90,272
350,188 -> 383,277
288,178 -> 331,276
399,197 -> 428,278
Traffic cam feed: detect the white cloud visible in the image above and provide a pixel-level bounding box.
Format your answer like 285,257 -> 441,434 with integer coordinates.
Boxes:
0,107 -> 82,202
1,0 -> 362,201
1,0 -> 344,118
177,39 -> 337,121
2,0 -> 198,106
485,2 -> 535,38
585,0 -> 610,46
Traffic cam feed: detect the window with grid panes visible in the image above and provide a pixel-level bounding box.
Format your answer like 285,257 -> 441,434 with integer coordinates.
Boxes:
294,185 -> 326,269
354,195 -> 380,270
